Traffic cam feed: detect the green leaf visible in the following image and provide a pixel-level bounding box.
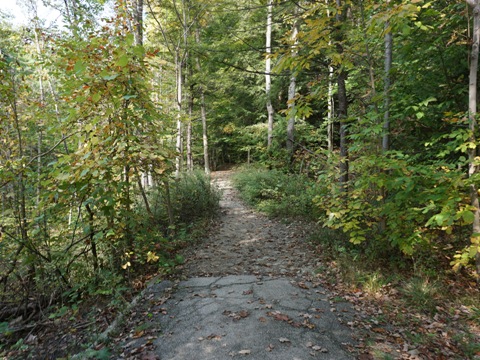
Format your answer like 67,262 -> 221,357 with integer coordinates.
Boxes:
74,61 -> 86,75
133,45 -> 145,58
102,73 -> 119,81
116,54 -> 129,67
462,211 -> 475,224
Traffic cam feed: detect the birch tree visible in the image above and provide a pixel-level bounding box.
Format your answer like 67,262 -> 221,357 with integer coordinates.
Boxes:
286,4 -> 299,158
336,0 -> 348,190
266,0 -> 274,148
466,0 -> 480,277
195,26 -> 210,174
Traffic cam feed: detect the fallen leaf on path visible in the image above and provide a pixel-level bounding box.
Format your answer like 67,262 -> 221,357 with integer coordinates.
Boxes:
223,309 -> 250,320
238,349 -> 251,355
279,337 -> 291,343
238,310 -> 249,318
297,282 -> 309,289
267,311 -> 291,322
141,353 -> 159,360
258,317 -> 267,322
206,333 -> 222,340
266,344 -> 274,352
133,330 -> 145,338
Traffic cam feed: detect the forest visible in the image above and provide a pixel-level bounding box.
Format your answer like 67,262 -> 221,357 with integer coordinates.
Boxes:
1,0 -> 480,358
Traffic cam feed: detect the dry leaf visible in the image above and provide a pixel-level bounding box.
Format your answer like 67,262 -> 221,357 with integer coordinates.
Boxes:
238,349 -> 251,355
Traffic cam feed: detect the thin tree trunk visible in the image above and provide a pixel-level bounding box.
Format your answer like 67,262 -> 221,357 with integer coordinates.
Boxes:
327,66 -> 334,155
326,0 -> 334,155
336,0 -> 348,191
132,0 -> 144,46
382,21 -> 393,152
85,204 -> 98,272
163,181 -> 175,235
466,0 -> 480,277
175,52 -> 183,178
266,0 -> 274,147
195,27 -> 210,174
187,82 -> 193,171
200,91 -> 209,174
135,168 -> 153,218
286,5 -> 299,158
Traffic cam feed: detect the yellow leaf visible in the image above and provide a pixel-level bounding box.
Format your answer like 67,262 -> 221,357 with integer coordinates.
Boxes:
147,251 -> 159,263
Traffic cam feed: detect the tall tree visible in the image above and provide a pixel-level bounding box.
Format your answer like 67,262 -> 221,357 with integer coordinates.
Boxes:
195,26 -> 210,174
466,0 -> 480,277
382,2 -> 392,153
266,0 -> 274,148
286,3 -> 299,158
336,0 -> 348,190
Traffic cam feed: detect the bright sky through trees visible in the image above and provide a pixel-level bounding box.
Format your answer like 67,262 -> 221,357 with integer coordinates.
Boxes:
1,0 -> 62,26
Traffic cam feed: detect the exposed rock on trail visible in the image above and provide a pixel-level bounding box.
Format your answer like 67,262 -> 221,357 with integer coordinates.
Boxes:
112,170 -> 357,359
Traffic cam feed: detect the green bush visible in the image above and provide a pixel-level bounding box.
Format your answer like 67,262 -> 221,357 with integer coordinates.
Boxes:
171,171 -> 221,224
148,171 -> 221,230
232,167 -> 321,220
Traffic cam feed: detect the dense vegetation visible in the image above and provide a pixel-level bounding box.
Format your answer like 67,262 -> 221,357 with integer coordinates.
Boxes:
1,0 -> 480,357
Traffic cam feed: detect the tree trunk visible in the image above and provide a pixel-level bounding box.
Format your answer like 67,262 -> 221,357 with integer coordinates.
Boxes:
195,27 -> 210,174
266,0 -> 274,148
382,20 -> 393,152
175,51 -> 183,178
336,0 -> 348,191
187,79 -> 194,172
466,0 -> 480,277
286,5 -> 299,158
132,0 -> 144,46
200,91 -> 210,174
326,0 -> 334,155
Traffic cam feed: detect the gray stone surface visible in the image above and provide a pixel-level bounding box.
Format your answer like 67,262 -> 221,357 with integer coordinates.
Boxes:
152,275 -> 355,360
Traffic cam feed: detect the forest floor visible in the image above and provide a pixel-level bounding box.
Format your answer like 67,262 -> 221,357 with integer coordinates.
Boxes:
4,170 -> 479,359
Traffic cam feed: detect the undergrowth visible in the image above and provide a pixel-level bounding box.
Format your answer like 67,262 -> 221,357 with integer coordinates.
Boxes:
232,166 -> 321,220
0,171 -> 220,359
232,165 -> 479,359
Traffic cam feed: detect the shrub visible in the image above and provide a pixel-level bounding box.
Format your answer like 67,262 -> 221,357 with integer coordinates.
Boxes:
232,167 -> 321,220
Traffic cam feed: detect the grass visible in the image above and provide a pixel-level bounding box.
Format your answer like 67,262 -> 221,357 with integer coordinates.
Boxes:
400,277 -> 441,314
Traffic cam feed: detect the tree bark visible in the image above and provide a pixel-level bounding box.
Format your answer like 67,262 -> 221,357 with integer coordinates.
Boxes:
175,51 -> 183,178
326,0 -> 334,155
286,5 -> 299,158
336,0 -> 348,191
187,78 -> 194,172
132,0 -> 144,46
266,0 -> 274,148
194,27 -> 210,174
382,20 -> 393,152
466,0 -> 480,277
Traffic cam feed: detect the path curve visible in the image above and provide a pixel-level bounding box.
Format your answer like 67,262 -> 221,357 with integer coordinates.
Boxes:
114,171 -> 357,359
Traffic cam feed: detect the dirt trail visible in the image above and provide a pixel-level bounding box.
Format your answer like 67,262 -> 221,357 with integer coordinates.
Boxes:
111,170 -> 358,359
181,170 -> 319,278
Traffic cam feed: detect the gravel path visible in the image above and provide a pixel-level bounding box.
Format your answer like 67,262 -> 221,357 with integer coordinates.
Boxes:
111,170 -> 358,359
